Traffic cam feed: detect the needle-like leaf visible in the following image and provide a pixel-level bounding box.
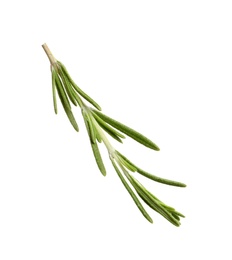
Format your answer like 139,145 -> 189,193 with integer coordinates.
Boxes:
82,109 -> 96,144
128,175 -> 181,226
91,110 -> 125,143
116,151 -> 186,187
51,69 -> 57,114
81,109 -> 106,175
111,159 -> 153,223
91,142 -> 106,176
92,109 -> 160,151
55,73 -> 79,131
58,61 -> 102,111
58,66 -> 78,106
54,72 -> 71,110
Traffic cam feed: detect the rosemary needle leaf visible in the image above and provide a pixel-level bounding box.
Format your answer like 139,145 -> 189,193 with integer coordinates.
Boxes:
129,176 -> 180,226
91,111 -> 125,139
58,68 -> 78,106
117,155 -> 137,172
81,110 -> 105,174
57,89 -> 79,131
51,70 -> 58,114
116,151 -> 186,187
81,109 -> 96,144
91,142 -> 106,176
92,109 -> 160,151
173,211 -> 185,218
146,188 -> 184,224
65,109 -> 79,132
54,73 -> 71,110
171,213 -> 180,221
96,131 -> 102,143
99,124 -> 123,143
136,167 -> 186,187
111,159 -> 153,223
55,73 -> 79,131
57,61 -> 102,111
91,110 -> 125,138
91,112 -> 124,143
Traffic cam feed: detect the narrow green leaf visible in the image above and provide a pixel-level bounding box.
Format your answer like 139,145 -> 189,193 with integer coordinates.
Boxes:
81,109 -> 105,175
58,67 -> 77,106
96,131 -> 102,143
128,175 -> 180,226
54,73 -> 71,110
91,142 -> 106,176
171,213 -> 180,221
117,155 -> 137,172
55,74 -> 79,132
136,167 -> 186,187
56,90 -> 79,131
65,109 -> 79,132
91,111 -> 125,138
92,109 -> 160,151
146,189 -> 184,219
116,151 -> 186,187
70,88 -> 84,107
91,111 -> 124,143
172,211 -> 185,218
116,159 -> 180,225
81,109 -> 96,144
100,124 -> 123,143
57,61 -> 102,110
111,159 -> 153,223
51,69 -> 57,114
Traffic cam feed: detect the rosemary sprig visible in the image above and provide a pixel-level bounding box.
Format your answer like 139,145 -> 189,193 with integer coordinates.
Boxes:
42,43 -> 186,226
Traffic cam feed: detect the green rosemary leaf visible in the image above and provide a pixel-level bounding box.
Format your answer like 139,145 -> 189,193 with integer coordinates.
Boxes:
172,211 -> 185,218
111,159 -> 153,223
91,142 -> 106,176
92,109 -> 160,151
54,72 -> 71,110
171,213 -> 180,221
81,109 -> 96,144
138,193 -> 180,226
55,74 -> 79,132
146,189 -> 184,219
128,175 -> 180,226
57,90 -> 79,131
91,111 -> 124,143
65,109 -> 79,132
71,88 -> 84,107
100,124 -> 123,143
96,131 -> 102,143
116,151 -> 186,187
58,67 -> 78,106
91,110 -> 125,138
51,69 -> 58,114
146,189 -> 184,221
57,61 -> 102,111
136,167 -> 186,187
117,154 -> 137,172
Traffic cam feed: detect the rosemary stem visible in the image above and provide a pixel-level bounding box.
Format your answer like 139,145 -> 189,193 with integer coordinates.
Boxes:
42,43 -> 57,65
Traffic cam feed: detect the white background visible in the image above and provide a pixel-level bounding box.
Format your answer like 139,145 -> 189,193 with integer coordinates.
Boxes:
0,0 -> 232,259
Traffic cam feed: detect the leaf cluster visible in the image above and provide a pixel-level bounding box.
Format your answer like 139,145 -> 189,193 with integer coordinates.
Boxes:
43,44 -> 186,226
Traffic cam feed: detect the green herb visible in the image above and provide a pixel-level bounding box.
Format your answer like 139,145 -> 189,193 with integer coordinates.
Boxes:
42,43 -> 186,226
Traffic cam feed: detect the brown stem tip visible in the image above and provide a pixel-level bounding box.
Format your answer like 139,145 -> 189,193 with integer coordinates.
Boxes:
42,43 -> 57,65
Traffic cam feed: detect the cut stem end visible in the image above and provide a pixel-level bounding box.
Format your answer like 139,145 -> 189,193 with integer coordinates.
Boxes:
42,43 -> 57,65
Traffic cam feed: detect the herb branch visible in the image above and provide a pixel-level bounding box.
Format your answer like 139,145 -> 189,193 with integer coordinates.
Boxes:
42,43 -> 186,226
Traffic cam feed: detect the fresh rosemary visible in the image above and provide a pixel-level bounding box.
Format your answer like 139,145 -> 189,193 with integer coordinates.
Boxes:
42,43 -> 186,226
